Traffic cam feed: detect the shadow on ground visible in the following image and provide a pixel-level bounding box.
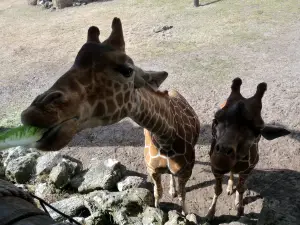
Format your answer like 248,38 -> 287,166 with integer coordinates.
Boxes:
200,0 -> 223,7
264,123 -> 299,142
68,121 -> 212,147
191,168 -> 300,225
288,128 -> 300,143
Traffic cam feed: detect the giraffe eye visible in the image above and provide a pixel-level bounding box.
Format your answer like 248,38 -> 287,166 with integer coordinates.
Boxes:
114,64 -> 133,78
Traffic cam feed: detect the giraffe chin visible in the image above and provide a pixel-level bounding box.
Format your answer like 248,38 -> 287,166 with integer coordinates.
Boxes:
210,153 -> 236,172
34,118 -> 78,151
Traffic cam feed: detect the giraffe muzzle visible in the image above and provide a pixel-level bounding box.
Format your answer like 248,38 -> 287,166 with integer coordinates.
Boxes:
33,117 -> 79,151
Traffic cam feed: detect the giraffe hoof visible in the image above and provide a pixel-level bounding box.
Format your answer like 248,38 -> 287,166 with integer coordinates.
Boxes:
154,199 -> 160,208
236,206 -> 244,217
169,190 -> 177,198
226,187 -> 234,195
205,208 -> 216,221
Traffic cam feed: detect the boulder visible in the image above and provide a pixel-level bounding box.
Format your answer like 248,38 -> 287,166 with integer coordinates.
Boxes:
5,152 -> 40,183
186,214 -> 198,225
52,0 -> 73,9
3,146 -> 37,167
220,216 -> 256,225
84,211 -> 117,225
62,156 -> 82,176
36,152 -> 63,175
71,159 -> 126,193
164,210 -> 187,225
35,182 -> 54,199
46,196 -> 90,221
117,175 -> 146,191
63,217 -> 85,224
27,0 -> 38,5
36,152 -> 81,176
49,161 -> 70,188
86,188 -> 154,225
91,188 -> 154,211
142,207 -> 167,225
0,154 -> 5,179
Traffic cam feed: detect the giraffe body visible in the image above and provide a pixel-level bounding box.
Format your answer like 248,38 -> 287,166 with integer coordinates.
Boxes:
20,18 -> 200,214
143,90 -> 199,176
132,88 -> 200,213
206,78 -> 290,220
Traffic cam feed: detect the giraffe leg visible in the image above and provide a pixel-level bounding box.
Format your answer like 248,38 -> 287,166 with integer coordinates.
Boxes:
235,174 -> 247,217
177,175 -> 190,216
206,175 -> 223,221
169,174 -> 177,198
149,170 -> 163,208
226,171 -> 234,195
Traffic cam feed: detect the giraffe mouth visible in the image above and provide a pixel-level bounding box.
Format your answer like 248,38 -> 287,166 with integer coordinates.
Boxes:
34,117 -> 78,151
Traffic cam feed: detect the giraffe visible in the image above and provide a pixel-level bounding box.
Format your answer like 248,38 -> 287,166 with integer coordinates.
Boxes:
206,77 -> 290,220
21,17 -> 200,214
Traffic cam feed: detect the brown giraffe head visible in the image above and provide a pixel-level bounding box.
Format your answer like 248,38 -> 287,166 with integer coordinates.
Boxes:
21,18 -> 168,151
210,77 -> 290,172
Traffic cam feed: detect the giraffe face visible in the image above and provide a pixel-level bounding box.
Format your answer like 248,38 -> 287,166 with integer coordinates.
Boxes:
211,101 -> 262,171
210,78 -> 290,172
210,78 -> 266,172
21,18 -> 168,151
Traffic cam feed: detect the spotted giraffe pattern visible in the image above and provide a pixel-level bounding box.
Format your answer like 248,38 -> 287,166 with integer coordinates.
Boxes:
20,17 -> 201,214
143,90 -> 199,176
128,88 -> 200,214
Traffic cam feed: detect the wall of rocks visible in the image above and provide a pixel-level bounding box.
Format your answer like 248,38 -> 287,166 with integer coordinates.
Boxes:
0,147 -> 198,225
27,0 -> 97,10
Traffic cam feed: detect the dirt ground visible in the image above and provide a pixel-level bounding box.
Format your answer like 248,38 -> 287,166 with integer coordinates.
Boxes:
0,0 -> 299,224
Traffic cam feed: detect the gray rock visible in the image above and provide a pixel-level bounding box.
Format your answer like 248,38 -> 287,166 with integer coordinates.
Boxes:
117,175 -> 146,191
220,222 -> 246,225
0,149 -> 9,162
220,217 -> 256,225
3,146 -> 37,167
0,154 -> 5,179
62,156 -> 83,176
71,159 -> 126,193
14,183 -> 30,192
91,188 -> 154,211
52,0 -> 73,9
142,207 -> 167,225
63,217 -> 85,224
186,213 -> 198,225
43,1 -> 53,9
165,210 -> 187,225
85,212 -> 116,225
35,182 -> 53,198
52,223 -> 73,225
5,152 -> 40,183
46,196 -> 89,221
56,158 -> 82,187
36,152 -> 63,175
49,161 -> 70,188
87,188 -> 154,225
27,0 -> 38,5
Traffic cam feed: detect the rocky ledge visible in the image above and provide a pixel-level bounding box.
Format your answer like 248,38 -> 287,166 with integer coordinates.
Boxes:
0,146 -> 299,225
27,0 -> 105,10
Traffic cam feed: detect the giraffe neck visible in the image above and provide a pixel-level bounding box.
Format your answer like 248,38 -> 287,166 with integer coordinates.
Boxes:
129,88 -> 175,142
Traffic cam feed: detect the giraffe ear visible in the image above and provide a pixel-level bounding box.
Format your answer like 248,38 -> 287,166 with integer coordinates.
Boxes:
141,71 -> 168,90
261,125 -> 290,140
133,66 -> 168,89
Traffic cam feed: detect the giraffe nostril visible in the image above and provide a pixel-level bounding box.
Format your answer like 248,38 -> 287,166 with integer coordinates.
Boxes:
226,148 -> 234,155
215,145 -> 220,152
